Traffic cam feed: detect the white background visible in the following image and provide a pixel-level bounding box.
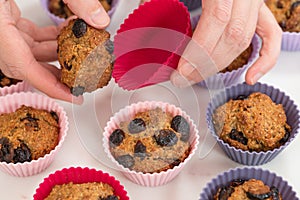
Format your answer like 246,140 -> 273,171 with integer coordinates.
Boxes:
1,0 -> 300,199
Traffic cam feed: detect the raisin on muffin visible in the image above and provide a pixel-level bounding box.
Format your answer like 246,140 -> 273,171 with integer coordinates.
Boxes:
265,0 -> 300,32
48,0 -> 112,19
212,92 -> 291,152
45,182 -> 120,200
0,105 -> 59,163
109,107 -> 191,173
57,18 -> 114,96
214,179 -> 282,200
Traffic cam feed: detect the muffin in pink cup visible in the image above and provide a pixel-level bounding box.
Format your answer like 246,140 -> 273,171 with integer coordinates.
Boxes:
33,167 -> 129,200
113,0 -> 192,90
40,0 -> 120,25
199,167 -> 299,200
265,0 -> 300,51
103,101 -> 199,187
0,92 -> 68,177
206,82 -> 300,165
197,34 -> 261,89
0,70 -> 32,96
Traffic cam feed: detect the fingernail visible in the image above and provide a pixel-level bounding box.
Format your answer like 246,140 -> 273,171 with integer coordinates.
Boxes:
170,71 -> 195,88
91,7 -> 110,27
251,72 -> 264,84
179,62 -> 196,77
71,95 -> 84,105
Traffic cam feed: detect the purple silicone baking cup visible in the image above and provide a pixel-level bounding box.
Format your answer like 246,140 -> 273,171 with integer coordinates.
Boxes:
179,0 -> 201,11
281,31 -> 300,51
206,82 -> 300,165
40,0 -> 120,25
199,167 -> 299,200
197,34 -> 261,89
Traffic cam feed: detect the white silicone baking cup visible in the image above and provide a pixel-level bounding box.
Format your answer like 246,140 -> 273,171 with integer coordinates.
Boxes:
206,82 -> 300,165
0,92 -> 69,177
281,31 -> 300,51
198,34 -> 261,89
199,167 -> 299,200
103,101 -> 199,187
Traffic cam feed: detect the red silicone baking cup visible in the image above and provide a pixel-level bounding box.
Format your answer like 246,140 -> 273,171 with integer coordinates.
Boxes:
113,0 -> 192,90
40,0 -> 120,25
0,92 -> 69,177
33,167 -> 130,200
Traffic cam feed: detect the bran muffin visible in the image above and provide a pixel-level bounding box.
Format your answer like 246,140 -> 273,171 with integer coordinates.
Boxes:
57,18 -> 113,96
0,105 -> 59,163
45,182 -> 120,200
265,0 -> 300,32
109,107 -> 191,173
212,92 -> 291,152
48,0 -> 112,19
213,179 -> 282,200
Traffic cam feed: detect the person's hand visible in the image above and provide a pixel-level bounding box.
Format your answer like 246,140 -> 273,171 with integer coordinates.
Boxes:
62,0 -> 110,29
171,0 -> 282,87
0,0 -> 83,104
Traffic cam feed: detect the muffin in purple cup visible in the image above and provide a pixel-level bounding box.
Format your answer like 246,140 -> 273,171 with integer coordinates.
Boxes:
206,82 -> 300,165
199,167 -> 299,200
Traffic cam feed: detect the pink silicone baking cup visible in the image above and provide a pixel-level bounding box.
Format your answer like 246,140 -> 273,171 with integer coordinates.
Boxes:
199,167 -> 299,200
0,80 -> 32,96
206,82 -> 300,165
0,92 -> 69,177
103,101 -> 199,187
198,34 -> 261,89
281,31 -> 300,51
40,0 -> 120,25
113,0 -> 192,90
33,167 -> 130,200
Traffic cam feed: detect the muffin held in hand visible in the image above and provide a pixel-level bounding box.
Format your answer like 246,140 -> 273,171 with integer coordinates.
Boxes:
265,0 -> 300,32
57,18 -> 114,96
0,105 -> 59,163
49,0 -> 112,19
214,179 -> 282,200
212,92 -> 291,152
109,107 -> 191,173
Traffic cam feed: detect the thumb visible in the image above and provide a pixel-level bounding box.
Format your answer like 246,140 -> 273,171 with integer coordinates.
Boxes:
63,0 -> 110,29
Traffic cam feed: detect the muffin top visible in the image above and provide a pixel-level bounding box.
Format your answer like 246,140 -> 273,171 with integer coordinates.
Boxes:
214,179 -> 282,200
109,107 -> 191,173
212,92 -> 291,152
265,0 -> 300,32
0,105 -> 59,163
57,18 -> 113,96
45,182 -> 120,200
48,0 -> 112,19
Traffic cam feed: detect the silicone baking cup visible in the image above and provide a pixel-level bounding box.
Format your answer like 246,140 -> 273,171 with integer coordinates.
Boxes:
40,0 -> 120,25
33,167 -> 129,200
103,101 -> 199,187
0,92 -> 69,176
206,82 -> 300,165
281,32 -> 300,51
0,80 -> 32,96
197,34 -> 261,89
113,0 -> 192,90
199,167 -> 299,200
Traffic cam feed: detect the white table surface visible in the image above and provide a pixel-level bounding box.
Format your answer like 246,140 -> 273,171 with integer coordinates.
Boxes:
1,0 -> 300,199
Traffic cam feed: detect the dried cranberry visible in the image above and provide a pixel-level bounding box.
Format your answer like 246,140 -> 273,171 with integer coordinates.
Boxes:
116,154 -> 135,169
170,159 -> 181,168
134,140 -> 146,159
70,86 -> 85,96
279,21 -> 287,30
229,129 -> 248,145
106,0 -> 113,5
270,186 -> 280,200
20,113 -> 39,131
154,129 -> 178,147
50,111 -> 59,122
128,118 -> 146,134
276,0 -> 284,8
246,191 -> 271,200
280,128 -> 290,144
13,142 -> 32,163
72,19 -> 87,38
291,1 -> 300,13
0,137 -> 14,163
63,61 -> 72,71
104,40 -> 114,54
171,115 -> 190,142
235,95 -> 248,100
100,195 -> 119,200
217,186 -> 234,200
109,129 -> 125,147
230,179 -> 245,187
